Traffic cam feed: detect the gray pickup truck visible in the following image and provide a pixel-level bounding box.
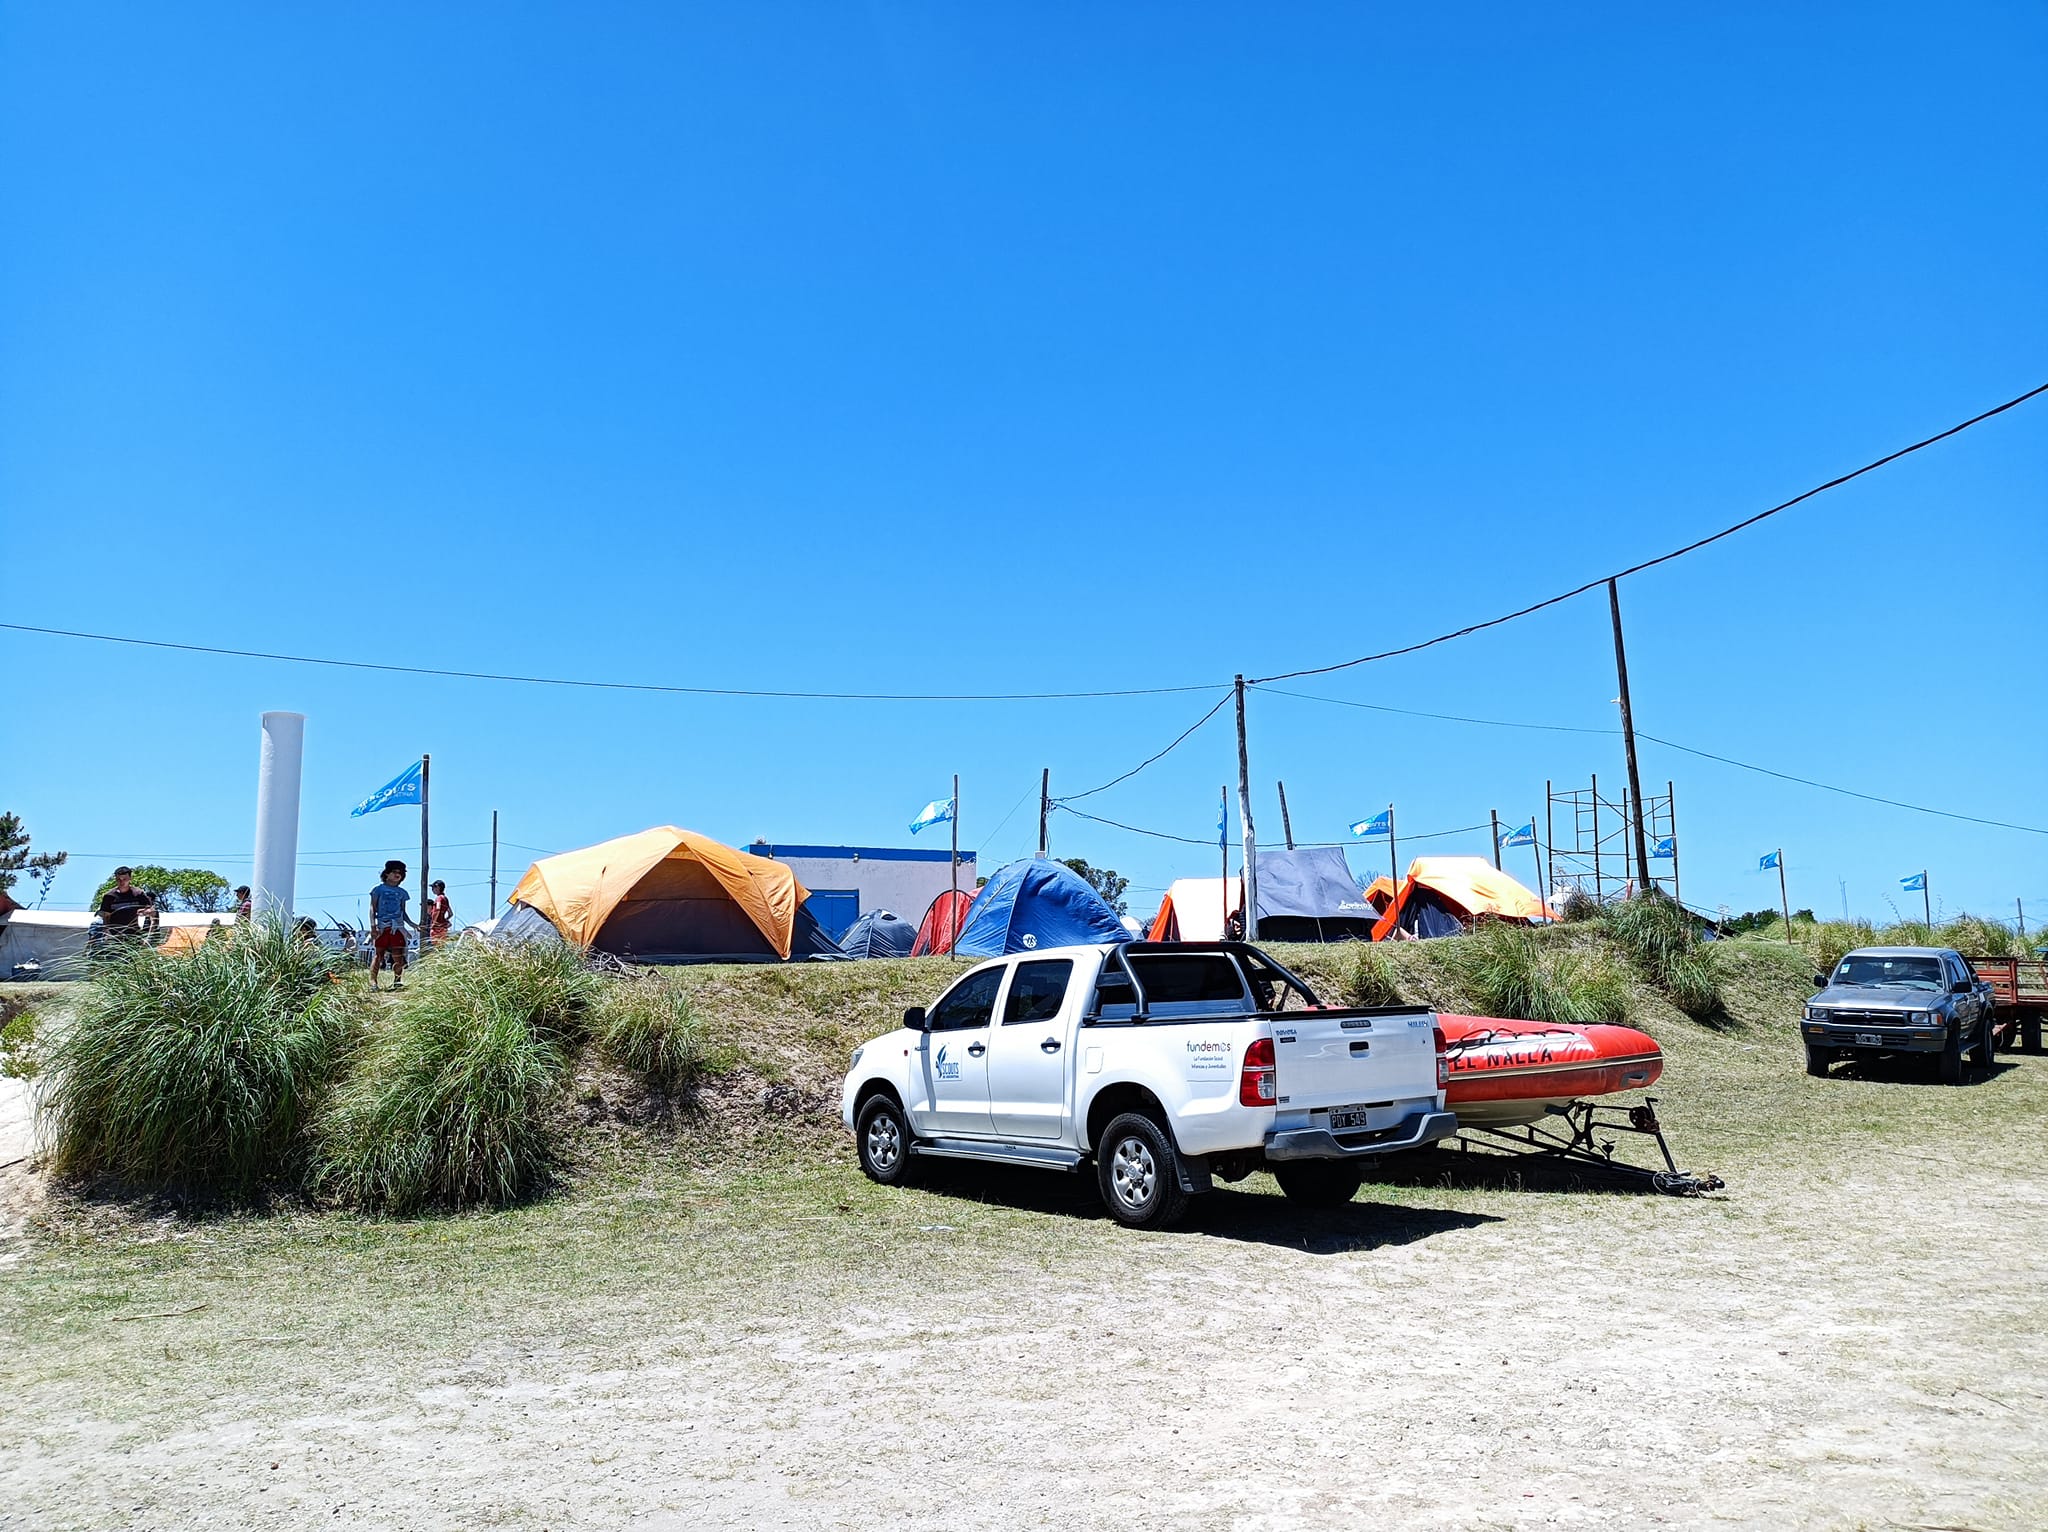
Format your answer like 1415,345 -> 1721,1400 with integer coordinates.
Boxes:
1801,946 -> 1997,1085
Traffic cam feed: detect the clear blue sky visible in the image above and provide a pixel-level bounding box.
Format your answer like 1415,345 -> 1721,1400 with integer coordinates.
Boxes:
5,4 -> 2044,930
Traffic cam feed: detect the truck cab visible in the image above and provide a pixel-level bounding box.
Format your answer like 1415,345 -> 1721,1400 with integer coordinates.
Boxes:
841,940 -> 1455,1228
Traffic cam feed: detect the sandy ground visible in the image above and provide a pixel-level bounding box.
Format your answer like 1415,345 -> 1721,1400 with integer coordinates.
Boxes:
4,1117 -> 2044,1532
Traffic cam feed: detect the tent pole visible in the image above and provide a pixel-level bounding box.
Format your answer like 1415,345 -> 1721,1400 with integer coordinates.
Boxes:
1235,676 -> 1258,941
950,773 -> 960,961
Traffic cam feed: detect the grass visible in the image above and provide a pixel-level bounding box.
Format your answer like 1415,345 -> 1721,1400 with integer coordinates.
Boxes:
1330,941 -> 1404,1007
35,922 -> 364,1199
590,972 -> 708,1090
2,990 -> 46,1079
1599,891 -> 1727,1024
313,938 -> 602,1213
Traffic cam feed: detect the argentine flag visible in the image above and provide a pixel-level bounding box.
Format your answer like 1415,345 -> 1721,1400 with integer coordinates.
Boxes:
1652,836 -> 1676,860
1349,809 -> 1391,839
1900,871 -> 1926,892
1759,850 -> 1781,871
1500,822 -> 1536,849
909,797 -> 955,835
351,760 -> 423,817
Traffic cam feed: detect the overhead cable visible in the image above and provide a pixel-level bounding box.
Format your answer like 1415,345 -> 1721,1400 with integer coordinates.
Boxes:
1054,692 -> 1233,803
1251,381 -> 2048,684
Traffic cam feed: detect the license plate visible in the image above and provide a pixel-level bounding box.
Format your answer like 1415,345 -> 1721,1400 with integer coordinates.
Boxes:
1329,1104 -> 1374,1131
1855,1032 -> 1881,1047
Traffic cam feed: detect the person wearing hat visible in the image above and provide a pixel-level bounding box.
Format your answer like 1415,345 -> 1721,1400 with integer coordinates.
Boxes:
368,859 -> 420,990
97,867 -> 156,943
234,885 -> 253,922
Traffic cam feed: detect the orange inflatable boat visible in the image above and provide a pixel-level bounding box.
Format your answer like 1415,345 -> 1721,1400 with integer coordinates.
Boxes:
1438,1013 -> 1663,1127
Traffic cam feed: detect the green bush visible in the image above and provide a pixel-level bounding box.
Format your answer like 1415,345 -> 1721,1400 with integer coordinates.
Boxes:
39,922 -> 362,1197
2,1005 -> 42,1080
1443,923 -> 1629,1026
1600,892 -> 1726,1023
1333,942 -> 1404,1008
1937,913 -> 2017,957
592,975 -> 706,1090
315,938 -> 600,1213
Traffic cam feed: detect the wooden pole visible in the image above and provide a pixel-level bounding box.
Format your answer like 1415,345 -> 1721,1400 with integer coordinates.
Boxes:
950,772 -> 960,960
1277,781 -> 1295,850
1235,676 -> 1258,940
419,753 -> 430,952
1777,850 -> 1792,942
1037,768 -> 1049,858
1608,578 -> 1652,891
489,809 -> 498,914
1490,808 -> 1502,871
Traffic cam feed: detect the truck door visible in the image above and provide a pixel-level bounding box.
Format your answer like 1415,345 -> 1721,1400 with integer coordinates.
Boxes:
985,958 -> 1075,1140
916,963 -> 1005,1135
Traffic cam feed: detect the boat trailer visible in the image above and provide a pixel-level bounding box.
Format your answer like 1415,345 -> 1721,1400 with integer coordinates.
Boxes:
1445,1097 -> 1725,1197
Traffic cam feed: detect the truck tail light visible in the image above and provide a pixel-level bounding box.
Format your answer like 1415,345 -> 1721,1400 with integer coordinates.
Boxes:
1239,1037 -> 1276,1107
1433,1025 -> 1448,1089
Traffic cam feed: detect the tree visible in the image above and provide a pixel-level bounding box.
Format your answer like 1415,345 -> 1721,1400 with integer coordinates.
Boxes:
91,865 -> 233,913
0,813 -> 68,908
1060,857 -> 1128,916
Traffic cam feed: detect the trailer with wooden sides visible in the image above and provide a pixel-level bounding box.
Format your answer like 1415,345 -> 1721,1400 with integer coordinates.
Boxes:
1966,955 -> 2048,1053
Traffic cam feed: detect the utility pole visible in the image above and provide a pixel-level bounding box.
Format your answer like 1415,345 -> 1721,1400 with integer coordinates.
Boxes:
1490,808 -> 1502,871
1277,781 -> 1295,850
489,809 -> 499,914
1608,578 -> 1651,893
1037,768 -> 1050,858
1234,676 -> 1258,940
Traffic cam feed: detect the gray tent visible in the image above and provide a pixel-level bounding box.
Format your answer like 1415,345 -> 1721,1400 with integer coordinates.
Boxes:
1252,847 -> 1379,942
838,910 -> 916,960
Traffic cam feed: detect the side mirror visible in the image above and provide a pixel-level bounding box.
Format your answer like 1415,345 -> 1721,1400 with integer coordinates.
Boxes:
1951,979 -> 1972,994
1812,974 -> 1829,989
903,1006 -> 927,1032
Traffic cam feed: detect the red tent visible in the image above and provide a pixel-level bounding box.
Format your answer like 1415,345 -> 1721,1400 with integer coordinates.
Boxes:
910,888 -> 976,956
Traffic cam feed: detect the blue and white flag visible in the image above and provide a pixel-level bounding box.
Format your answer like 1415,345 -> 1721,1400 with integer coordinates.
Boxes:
1759,850 -> 1781,871
909,797 -> 955,835
351,760 -> 423,817
1349,809 -> 1392,839
1218,789 -> 1229,851
1652,836 -> 1676,860
1500,822 -> 1536,849
1900,871 -> 1926,892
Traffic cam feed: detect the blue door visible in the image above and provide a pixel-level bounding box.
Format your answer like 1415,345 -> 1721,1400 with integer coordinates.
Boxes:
805,889 -> 860,943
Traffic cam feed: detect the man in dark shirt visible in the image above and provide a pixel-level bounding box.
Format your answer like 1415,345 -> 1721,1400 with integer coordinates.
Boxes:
98,866 -> 156,941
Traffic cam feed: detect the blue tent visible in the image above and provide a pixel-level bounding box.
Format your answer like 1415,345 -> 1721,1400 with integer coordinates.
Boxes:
954,859 -> 1132,958
838,909 -> 917,960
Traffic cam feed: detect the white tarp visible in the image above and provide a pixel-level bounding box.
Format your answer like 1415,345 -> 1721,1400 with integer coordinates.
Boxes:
1154,877 -> 1241,941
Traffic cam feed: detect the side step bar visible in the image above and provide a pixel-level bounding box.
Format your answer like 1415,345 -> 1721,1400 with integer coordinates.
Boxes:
913,1138 -> 1086,1171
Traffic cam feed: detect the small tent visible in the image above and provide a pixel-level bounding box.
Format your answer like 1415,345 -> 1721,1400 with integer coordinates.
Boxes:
910,888 -> 975,957
1145,877 -> 1241,942
1371,856 -> 1556,941
838,910 -> 917,960
0,909 -> 92,976
502,826 -> 841,963
1252,848 -> 1378,941
1360,875 -> 1397,914
954,860 -> 1131,957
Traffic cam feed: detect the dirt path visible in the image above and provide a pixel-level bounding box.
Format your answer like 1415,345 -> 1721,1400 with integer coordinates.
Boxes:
4,1127 -> 2043,1532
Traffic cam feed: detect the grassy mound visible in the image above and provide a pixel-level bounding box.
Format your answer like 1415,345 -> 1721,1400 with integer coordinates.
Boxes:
38,922 -> 363,1198
1599,892 -> 1727,1024
591,973 -> 710,1091
315,939 -> 601,1213
1439,922 -> 1631,1026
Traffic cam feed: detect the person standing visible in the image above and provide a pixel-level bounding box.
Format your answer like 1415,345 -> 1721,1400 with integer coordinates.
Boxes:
426,880 -> 453,944
233,885 -> 252,922
97,866 -> 157,945
368,859 -> 419,991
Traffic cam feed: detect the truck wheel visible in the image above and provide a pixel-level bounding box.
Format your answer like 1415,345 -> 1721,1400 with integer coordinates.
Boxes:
855,1094 -> 917,1186
1970,1013 -> 1996,1070
1804,1045 -> 1832,1078
1273,1162 -> 1365,1208
1095,1112 -> 1190,1230
1939,1031 -> 1965,1086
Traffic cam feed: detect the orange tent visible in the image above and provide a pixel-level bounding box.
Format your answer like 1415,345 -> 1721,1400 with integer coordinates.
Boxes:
507,827 -> 826,961
1146,877 -> 1241,941
1361,875 -> 1397,914
155,923 -> 222,955
1371,856 -> 1555,942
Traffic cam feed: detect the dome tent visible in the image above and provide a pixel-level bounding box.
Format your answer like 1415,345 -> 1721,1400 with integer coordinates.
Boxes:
1371,856 -> 1555,942
953,859 -> 1131,958
502,827 -> 841,964
838,909 -> 917,960
910,888 -> 975,956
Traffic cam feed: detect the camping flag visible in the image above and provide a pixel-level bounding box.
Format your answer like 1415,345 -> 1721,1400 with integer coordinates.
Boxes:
1500,822 -> 1536,849
1900,871 -> 1926,892
1759,850 -> 1781,871
351,760 -> 423,817
1653,836 -> 1676,860
909,797 -> 955,835
1349,809 -> 1392,839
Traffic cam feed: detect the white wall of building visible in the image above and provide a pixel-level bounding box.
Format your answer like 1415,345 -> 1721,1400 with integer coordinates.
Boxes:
748,844 -> 979,928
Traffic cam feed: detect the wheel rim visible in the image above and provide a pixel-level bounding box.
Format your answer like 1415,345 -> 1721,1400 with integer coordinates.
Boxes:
866,1112 -> 901,1171
1109,1135 -> 1156,1210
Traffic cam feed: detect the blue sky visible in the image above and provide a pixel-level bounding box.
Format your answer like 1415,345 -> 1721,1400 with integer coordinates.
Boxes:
4,3 -> 2044,931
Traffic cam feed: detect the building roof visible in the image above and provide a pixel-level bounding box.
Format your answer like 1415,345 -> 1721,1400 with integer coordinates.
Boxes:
745,843 -> 977,863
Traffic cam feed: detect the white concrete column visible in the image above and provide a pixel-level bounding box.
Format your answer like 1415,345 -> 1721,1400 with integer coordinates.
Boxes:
252,711 -> 306,920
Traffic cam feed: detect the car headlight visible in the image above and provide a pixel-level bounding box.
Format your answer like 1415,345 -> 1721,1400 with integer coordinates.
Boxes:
850,1046 -> 865,1069
1909,1011 -> 1933,1026
1803,1005 -> 1826,1022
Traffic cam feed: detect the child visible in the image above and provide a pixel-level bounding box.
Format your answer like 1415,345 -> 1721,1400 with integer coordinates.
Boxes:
369,859 -> 419,991
427,879 -> 453,944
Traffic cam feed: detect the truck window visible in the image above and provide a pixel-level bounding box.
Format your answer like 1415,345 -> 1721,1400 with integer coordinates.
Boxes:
1127,953 -> 1251,1007
927,966 -> 1005,1031
1003,960 -> 1073,1025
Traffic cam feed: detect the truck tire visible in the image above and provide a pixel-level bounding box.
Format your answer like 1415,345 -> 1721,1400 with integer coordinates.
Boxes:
2024,1013 -> 2044,1054
855,1094 -> 917,1187
1095,1112 -> 1190,1231
1970,1011 -> 1997,1070
1273,1162 -> 1365,1208
1804,1045 -> 1832,1078
1939,1029 -> 1965,1086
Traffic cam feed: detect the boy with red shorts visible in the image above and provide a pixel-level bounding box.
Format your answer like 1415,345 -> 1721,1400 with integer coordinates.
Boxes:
368,859 -> 419,991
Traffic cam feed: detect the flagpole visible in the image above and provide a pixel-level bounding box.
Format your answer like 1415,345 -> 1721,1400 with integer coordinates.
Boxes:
1921,871 -> 1931,930
489,809 -> 499,916
1220,786 -> 1229,934
1387,803 -> 1397,891
1490,808 -> 1502,871
420,753 -> 430,951
1777,849 -> 1791,942
1529,813 -> 1544,910
949,773 -> 959,962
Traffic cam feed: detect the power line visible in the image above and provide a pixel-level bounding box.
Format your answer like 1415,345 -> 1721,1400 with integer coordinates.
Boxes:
1260,687 -> 1617,737
0,621 -> 1218,703
1252,381 -> 2048,684
1054,805 -> 1219,848
1055,692 -> 1233,803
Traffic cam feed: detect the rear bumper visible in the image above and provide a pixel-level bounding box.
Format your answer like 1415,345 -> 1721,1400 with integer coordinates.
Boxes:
1802,1021 -> 1949,1054
1264,1109 -> 1458,1162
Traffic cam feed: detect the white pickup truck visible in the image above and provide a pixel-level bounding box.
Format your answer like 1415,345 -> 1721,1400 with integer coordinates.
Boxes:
839,940 -> 1456,1229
